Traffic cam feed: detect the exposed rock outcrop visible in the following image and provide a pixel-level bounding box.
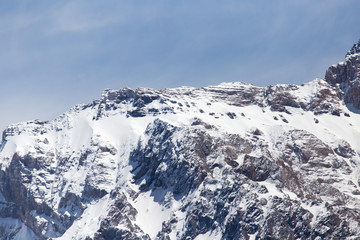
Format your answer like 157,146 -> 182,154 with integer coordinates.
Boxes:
325,40 -> 360,109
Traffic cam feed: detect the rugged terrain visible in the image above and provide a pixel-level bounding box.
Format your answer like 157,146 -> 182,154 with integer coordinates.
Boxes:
0,40 -> 360,239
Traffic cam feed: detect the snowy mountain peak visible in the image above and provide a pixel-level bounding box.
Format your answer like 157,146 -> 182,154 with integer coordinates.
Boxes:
325,40 -> 360,109
1,41 -> 360,239
346,39 -> 360,58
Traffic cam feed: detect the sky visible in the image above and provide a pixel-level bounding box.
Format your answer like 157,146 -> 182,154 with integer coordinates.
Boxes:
0,0 -> 359,131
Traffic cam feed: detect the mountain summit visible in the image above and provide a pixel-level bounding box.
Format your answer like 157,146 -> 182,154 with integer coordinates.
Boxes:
1,41 -> 360,239
346,39 -> 360,57
325,39 -> 360,109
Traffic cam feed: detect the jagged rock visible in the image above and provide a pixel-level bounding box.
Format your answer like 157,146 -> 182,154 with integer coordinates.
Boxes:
325,40 -> 360,109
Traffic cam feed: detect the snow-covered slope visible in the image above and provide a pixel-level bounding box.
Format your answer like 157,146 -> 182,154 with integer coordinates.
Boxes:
0,40 -> 360,239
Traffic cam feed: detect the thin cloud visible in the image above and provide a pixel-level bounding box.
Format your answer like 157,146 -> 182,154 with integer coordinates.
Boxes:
46,2 -> 117,34
0,0 -> 359,130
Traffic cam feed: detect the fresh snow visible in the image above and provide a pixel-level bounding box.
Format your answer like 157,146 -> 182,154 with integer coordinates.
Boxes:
194,230 -> 222,240
0,218 -> 39,240
131,190 -> 173,239
56,195 -> 113,240
1,78 -> 360,239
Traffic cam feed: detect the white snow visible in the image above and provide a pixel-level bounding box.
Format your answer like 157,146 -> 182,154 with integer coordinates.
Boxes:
1,79 -> 360,239
56,195 -> 113,240
194,230 -> 222,240
0,218 -> 39,240
0,134 -> 37,169
300,201 -> 326,227
131,190 -> 173,239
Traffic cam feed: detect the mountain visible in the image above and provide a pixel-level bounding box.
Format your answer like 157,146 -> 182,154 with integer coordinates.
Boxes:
0,40 -> 360,240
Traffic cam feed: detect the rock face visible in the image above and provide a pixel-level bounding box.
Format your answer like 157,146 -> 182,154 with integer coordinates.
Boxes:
325,40 -> 360,109
0,41 -> 360,240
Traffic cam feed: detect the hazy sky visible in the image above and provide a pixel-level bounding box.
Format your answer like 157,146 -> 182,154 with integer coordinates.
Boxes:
0,0 -> 359,131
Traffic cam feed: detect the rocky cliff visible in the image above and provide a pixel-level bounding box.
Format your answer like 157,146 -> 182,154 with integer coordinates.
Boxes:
0,40 -> 360,239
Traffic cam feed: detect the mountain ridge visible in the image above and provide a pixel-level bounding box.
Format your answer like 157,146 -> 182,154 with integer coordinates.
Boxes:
0,40 -> 360,239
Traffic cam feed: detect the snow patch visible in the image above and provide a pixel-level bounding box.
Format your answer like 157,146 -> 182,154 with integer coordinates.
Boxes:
132,190 -> 173,238
56,195 -> 113,240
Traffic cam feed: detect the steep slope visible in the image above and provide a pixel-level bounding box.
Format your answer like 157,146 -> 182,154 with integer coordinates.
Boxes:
325,40 -> 360,110
0,40 -> 360,239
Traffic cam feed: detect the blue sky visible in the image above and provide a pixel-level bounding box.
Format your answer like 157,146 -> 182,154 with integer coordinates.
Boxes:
0,0 -> 359,130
